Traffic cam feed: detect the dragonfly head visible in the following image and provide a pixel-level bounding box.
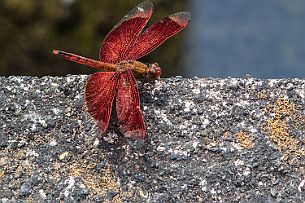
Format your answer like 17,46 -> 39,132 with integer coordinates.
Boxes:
148,63 -> 162,80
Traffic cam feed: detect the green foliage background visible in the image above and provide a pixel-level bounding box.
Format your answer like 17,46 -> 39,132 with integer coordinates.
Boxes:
0,0 -> 190,77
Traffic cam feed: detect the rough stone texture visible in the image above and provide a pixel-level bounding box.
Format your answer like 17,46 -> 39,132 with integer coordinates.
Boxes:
0,75 -> 304,202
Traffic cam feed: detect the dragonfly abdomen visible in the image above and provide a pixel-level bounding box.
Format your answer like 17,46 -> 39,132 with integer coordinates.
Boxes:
53,50 -> 116,71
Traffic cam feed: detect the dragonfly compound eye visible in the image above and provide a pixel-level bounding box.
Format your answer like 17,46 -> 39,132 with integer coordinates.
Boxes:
148,63 -> 162,79
155,66 -> 162,79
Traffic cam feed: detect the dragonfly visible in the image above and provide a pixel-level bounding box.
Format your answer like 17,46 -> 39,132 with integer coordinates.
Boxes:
53,0 -> 191,140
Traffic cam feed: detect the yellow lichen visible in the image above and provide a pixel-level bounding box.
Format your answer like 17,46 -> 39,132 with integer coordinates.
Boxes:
236,131 -> 253,149
257,91 -> 268,100
26,195 -> 33,203
267,119 -> 298,151
274,97 -> 296,119
68,162 -> 121,202
0,170 -> 5,178
266,97 -> 305,161
59,151 -> 69,160
52,162 -> 63,181
88,167 -> 120,199
14,159 -> 33,178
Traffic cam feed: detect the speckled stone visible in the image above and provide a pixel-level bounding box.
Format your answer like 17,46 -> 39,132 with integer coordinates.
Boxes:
19,182 -> 32,197
0,75 -> 304,202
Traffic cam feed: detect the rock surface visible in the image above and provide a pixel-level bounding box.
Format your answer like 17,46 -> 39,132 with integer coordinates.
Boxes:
0,75 -> 304,202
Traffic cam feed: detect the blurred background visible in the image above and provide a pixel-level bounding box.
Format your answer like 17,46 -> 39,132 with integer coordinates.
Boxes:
0,0 -> 305,78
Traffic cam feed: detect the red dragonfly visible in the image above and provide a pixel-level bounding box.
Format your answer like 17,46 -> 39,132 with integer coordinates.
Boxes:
53,0 -> 190,140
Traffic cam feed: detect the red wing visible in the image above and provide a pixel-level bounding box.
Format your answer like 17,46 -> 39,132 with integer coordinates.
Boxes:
85,72 -> 118,133
116,70 -> 146,139
99,0 -> 153,63
126,12 -> 191,60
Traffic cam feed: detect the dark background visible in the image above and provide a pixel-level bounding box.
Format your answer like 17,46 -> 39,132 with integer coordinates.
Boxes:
0,0 -> 189,77
1,0 -> 305,78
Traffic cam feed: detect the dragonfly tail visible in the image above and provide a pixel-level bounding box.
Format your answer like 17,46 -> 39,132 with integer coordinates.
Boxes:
53,50 -> 103,69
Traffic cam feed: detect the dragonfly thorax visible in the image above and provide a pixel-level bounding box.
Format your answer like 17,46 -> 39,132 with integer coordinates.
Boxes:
117,60 -> 161,80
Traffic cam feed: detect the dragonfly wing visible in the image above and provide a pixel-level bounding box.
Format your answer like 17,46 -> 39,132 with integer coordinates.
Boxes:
99,0 -> 153,63
126,12 -> 191,60
116,70 -> 146,139
85,72 -> 118,133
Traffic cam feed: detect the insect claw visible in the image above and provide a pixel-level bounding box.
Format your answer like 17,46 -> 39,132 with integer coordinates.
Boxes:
140,81 -> 145,88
